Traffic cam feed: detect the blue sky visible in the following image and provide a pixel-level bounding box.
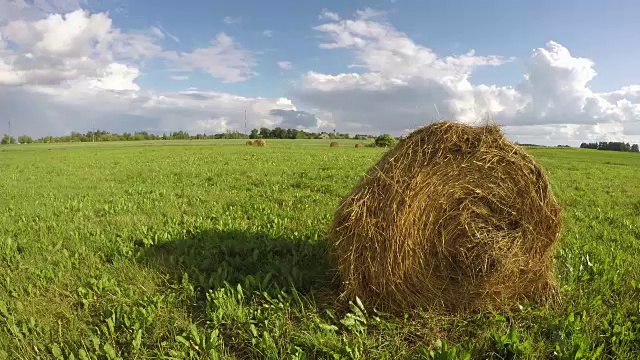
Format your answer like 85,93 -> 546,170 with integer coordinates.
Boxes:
94,0 -> 640,94
2,0 -> 640,144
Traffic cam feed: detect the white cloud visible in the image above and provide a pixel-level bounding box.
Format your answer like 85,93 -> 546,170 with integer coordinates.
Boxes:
0,0 -> 86,22
149,25 -> 164,39
319,9 -> 340,21
270,109 -> 323,129
354,7 -> 386,20
0,5 -> 278,138
223,16 -> 242,24
167,33 -> 255,83
87,63 -> 140,91
150,24 -> 180,42
295,11 -> 640,145
0,9 -> 158,87
32,0 -> 85,12
313,19 -> 507,79
0,84 -> 310,137
2,10 -> 112,58
502,123 -> 630,145
2,3 -> 640,145
110,30 -> 163,60
277,61 -> 293,70
192,117 -> 229,133
261,29 -> 273,37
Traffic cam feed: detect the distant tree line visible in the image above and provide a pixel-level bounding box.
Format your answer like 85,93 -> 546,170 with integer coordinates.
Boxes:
515,143 -> 543,147
249,127 -> 370,140
1,128 -> 377,144
580,142 -> 639,152
1,130 -> 247,144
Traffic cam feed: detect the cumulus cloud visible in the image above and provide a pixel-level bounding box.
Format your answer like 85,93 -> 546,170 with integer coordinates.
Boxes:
166,33 -> 255,83
149,25 -> 164,39
488,41 -> 640,130
261,29 -> 273,37
319,9 -> 340,21
1,82 -> 306,137
313,17 -> 507,78
87,63 -> 140,91
150,25 -> 180,42
110,31 -> 163,60
2,3 -> 640,145
0,0 -> 85,22
501,123 -> 629,145
1,9 -> 112,58
294,11 -> 640,144
354,8 -> 386,20
0,6 -> 280,137
269,109 -> 320,129
0,9 -> 156,88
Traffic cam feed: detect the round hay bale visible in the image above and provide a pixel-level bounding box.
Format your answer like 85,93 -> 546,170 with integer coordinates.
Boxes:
246,140 -> 254,146
329,121 -> 561,312
330,142 -> 340,148
355,143 -> 365,148
254,139 -> 266,147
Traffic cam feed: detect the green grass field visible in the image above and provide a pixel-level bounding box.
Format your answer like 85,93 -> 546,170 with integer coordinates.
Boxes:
0,140 -> 639,359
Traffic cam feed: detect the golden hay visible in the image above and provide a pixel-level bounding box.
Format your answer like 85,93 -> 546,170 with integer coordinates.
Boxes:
330,142 -> 340,148
329,121 -> 561,312
246,140 -> 254,145
254,139 -> 266,147
355,143 -> 364,148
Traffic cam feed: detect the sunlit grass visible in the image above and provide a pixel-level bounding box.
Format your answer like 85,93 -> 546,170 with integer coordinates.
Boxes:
0,141 -> 638,358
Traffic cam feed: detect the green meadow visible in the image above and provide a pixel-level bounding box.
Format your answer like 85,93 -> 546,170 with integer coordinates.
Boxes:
0,140 -> 639,359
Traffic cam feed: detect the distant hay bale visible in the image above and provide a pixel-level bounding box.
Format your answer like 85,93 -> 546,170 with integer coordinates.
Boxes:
246,140 -> 254,146
254,139 -> 266,147
330,142 -> 340,148
355,143 -> 364,148
329,121 -> 562,312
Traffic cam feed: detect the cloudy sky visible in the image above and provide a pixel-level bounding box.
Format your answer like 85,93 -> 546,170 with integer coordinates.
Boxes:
2,0 -> 640,145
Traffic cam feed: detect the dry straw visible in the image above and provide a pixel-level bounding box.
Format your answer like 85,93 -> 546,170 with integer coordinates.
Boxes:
329,121 -> 562,313
254,139 -> 266,147
355,144 -> 364,148
246,140 -> 254,146
330,142 -> 340,148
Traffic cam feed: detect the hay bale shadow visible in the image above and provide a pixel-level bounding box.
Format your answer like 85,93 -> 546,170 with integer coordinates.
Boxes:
137,229 -> 339,311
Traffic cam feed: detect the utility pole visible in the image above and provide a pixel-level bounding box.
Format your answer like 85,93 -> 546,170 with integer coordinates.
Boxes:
244,109 -> 247,135
8,119 -> 11,138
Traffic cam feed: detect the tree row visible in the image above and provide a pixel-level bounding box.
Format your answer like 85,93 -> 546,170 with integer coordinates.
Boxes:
1,128 -> 374,144
580,142 -> 640,152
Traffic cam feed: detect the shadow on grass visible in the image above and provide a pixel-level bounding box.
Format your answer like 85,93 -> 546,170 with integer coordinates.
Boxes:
136,228 -> 340,315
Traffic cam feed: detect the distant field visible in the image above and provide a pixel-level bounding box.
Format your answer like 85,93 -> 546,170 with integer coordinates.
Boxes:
0,141 -> 639,359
